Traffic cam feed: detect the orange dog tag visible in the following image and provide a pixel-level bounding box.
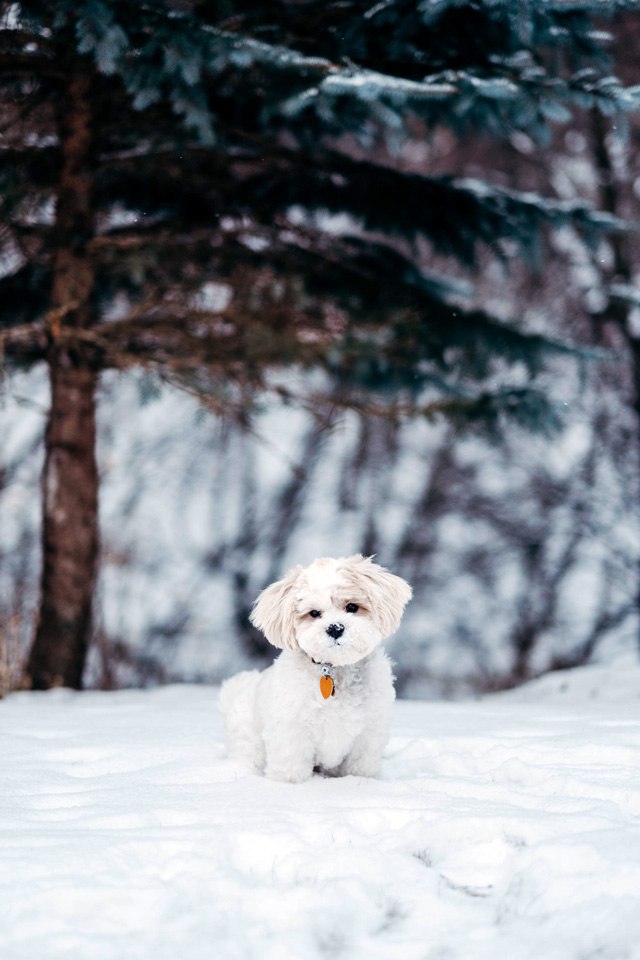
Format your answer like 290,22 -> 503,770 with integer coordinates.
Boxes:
319,674 -> 334,699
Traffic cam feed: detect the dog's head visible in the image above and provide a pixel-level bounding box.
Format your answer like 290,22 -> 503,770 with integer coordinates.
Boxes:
250,555 -> 412,665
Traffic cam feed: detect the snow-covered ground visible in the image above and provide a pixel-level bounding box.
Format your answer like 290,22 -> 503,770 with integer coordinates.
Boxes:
2,656 -> 640,960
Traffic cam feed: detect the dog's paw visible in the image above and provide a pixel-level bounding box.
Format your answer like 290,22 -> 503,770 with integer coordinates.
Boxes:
265,763 -> 314,784
338,755 -> 381,778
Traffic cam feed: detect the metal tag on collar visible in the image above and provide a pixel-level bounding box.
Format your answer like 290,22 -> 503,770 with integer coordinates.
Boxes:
319,664 -> 335,699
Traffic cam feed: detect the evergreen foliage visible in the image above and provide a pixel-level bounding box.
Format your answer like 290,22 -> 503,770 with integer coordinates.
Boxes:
1,0 -> 639,426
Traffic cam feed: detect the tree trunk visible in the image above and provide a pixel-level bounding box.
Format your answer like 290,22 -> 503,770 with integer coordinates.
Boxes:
25,70 -> 99,690
27,362 -> 99,689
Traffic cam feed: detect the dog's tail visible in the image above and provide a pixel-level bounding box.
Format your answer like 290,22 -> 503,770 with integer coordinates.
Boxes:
218,670 -> 263,771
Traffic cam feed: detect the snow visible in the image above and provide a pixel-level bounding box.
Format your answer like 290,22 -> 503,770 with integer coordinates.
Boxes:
2,656 -> 640,960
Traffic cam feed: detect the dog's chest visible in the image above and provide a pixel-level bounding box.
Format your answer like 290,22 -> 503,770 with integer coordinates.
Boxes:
312,666 -> 368,762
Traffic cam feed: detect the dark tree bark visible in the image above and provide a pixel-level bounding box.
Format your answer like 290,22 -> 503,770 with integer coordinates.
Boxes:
25,71 -> 99,690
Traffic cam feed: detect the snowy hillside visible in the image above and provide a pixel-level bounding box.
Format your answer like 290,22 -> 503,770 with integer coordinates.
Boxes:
2,656 -> 639,960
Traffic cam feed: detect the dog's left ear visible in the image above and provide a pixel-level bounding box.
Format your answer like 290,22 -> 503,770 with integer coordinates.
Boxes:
250,565 -> 302,651
345,555 -> 412,638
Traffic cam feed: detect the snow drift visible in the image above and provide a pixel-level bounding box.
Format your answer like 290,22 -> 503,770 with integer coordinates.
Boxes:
1,655 -> 639,960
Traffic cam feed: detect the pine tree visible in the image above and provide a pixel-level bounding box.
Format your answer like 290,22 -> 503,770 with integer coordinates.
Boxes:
0,0 -> 638,688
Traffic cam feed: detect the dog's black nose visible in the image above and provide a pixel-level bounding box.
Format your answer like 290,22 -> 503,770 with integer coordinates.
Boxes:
326,623 -> 345,640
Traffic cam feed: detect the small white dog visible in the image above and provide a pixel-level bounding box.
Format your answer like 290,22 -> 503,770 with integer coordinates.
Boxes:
219,554 -> 412,782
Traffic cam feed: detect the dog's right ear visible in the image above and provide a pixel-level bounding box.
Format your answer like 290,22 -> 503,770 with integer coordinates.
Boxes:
250,566 -> 302,651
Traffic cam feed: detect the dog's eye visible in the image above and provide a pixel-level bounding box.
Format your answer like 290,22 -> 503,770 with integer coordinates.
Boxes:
345,603 -> 359,614
309,609 -> 322,619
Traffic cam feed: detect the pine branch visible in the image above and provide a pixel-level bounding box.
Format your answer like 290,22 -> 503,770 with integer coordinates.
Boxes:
0,319 -> 47,362
239,147 -> 621,259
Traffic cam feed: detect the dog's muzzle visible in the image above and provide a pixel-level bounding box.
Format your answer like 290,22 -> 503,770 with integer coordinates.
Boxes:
326,623 -> 345,640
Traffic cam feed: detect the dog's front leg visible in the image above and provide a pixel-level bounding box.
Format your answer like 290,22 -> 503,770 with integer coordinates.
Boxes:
338,726 -> 389,779
264,743 -> 315,783
261,723 -> 315,783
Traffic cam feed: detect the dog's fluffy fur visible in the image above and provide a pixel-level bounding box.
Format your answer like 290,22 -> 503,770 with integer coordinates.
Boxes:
219,555 -> 412,782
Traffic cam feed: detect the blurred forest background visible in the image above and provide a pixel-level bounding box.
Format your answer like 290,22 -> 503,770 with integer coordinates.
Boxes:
1,0 -> 639,697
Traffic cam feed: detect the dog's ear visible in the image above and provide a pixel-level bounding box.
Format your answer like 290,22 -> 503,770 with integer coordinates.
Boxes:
345,555 -> 412,638
250,565 -> 302,651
